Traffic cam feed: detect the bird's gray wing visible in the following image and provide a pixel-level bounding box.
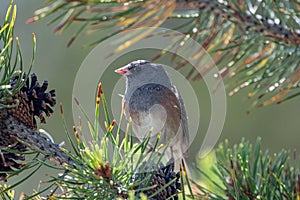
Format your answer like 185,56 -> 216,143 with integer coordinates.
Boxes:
171,85 -> 189,157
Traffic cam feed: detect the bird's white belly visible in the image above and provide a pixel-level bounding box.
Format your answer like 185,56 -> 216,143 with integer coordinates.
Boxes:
132,104 -> 167,141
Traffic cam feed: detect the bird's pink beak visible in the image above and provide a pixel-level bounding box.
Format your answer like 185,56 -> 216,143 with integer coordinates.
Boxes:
115,65 -> 132,76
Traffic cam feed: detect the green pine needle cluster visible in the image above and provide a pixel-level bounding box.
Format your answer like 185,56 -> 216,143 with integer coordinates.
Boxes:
195,138 -> 300,200
0,1 -> 36,108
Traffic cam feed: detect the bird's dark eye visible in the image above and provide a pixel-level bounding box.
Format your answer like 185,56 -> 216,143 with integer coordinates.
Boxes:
128,63 -> 139,70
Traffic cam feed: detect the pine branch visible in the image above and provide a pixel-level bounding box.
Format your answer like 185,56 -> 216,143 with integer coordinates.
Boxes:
3,112 -> 74,166
0,1 -> 61,183
28,0 -> 177,47
0,72 -> 71,182
29,0 -> 300,106
165,0 -> 300,109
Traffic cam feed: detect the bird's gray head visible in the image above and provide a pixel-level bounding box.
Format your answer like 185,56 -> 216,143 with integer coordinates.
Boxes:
115,60 -> 172,90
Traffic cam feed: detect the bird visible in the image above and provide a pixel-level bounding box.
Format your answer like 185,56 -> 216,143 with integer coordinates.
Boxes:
115,60 -> 189,166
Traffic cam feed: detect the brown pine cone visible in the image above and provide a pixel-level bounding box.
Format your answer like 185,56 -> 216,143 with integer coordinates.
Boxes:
7,72 -> 56,128
132,161 -> 181,200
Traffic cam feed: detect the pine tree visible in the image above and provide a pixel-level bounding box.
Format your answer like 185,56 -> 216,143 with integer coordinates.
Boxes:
1,0 -> 300,199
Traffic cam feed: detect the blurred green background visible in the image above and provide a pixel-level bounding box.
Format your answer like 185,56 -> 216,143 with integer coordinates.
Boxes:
1,0 -> 300,197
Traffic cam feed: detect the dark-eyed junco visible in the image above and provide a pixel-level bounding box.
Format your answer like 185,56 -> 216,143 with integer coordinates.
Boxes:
115,60 -> 189,163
